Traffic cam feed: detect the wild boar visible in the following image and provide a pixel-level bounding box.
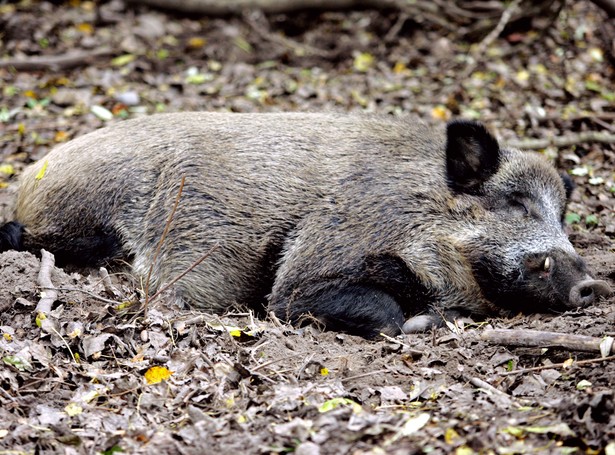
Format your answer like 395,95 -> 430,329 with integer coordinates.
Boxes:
0,113 -> 611,338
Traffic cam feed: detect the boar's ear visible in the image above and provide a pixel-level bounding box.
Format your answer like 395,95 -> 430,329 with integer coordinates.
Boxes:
445,120 -> 501,193
560,172 -> 574,201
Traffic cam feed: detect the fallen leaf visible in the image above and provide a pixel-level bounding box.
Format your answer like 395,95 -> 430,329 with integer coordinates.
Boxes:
144,365 -> 174,384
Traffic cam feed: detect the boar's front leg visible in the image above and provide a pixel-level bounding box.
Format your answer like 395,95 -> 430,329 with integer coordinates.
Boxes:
276,281 -> 406,339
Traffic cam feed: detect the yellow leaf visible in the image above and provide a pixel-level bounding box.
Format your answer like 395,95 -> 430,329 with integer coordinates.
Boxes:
188,37 -> 206,49
64,402 -> 83,416
35,312 -> 47,327
445,427 -> 460,444
23,90 -> 36,99
431,105 -> 451,121
563,358 -> 574,369
353,52 -> 374,72
229,329 -> 242,338
35,160 -> 48,181
144,366 -> 173,384
115,300 -> 134,311
17,123 -> 26,135
54,131 -> 69,142
320,367 -> 329,376
393,61 -> 407,74
3,333 -> 12,342
0,164 -> 14,176
319,397 -> 362,414
76,23 -> 93,34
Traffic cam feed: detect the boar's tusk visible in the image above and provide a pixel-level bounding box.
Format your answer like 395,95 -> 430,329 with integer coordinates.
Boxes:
543,256 -> 551,271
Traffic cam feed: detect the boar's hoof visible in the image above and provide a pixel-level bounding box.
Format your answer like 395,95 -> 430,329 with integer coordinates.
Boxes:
569,279 -> 612,307
402,315 -> 439,333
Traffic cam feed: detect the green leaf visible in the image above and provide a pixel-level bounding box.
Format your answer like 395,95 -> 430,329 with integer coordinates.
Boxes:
585,214 -> 599,226
111,54 -> 136,67
565,213 -> 581,224
318,397 -> 362,414
3,355 -> 33,372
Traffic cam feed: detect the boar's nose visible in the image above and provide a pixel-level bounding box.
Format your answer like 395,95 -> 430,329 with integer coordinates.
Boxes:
569,278 -> 612,307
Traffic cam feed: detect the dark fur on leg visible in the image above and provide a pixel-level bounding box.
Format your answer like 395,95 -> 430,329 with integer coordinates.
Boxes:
0,221 -> 25,252
283,283 -> 405,339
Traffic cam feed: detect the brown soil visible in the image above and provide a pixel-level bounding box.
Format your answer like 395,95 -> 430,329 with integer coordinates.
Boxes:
0,1 -> 614,453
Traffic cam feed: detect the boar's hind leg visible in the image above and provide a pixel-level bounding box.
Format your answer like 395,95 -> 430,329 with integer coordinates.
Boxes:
22,226 -> 124,267
278,283 -> 405,339
0,221 -> 25,251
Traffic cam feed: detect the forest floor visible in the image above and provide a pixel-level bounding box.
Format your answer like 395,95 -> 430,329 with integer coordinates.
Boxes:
0,1 -> 614,453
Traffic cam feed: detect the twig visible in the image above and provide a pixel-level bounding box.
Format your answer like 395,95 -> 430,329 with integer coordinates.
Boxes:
99,267 -> 122,298
460,0 -> 521,79
144,175 -> 186,310
50,327 -> 80,366
0,48 -> 114,71
384,12 -> 410,42
36,249 -> 57,314
268,311 -> 285,328
243,10 -> 336,58
507,131 -> 615,150
468,377 -> 511,399
146,244 -> 220,304
39,286 -> 122,305
500,355 -> 615,376
481,329 -> 615,355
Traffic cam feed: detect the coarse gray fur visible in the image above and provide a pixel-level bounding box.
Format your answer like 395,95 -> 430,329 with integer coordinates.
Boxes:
7,112 -> 611,337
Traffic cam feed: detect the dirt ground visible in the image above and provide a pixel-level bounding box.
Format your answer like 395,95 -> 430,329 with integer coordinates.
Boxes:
1,1 -> 615,453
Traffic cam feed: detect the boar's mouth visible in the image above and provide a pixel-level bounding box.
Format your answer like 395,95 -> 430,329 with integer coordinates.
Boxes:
472,249 -> 612,314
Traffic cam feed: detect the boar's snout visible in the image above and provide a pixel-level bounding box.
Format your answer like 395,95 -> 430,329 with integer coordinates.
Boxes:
522,250 -> 612,310
569,278 -> 612,307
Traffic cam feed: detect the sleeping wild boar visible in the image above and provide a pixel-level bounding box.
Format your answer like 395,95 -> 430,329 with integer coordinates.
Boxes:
0,113 -> 611,338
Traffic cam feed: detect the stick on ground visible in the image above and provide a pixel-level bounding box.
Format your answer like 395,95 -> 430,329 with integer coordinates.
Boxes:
36,249 -> 57,314
481,329 -> 615,356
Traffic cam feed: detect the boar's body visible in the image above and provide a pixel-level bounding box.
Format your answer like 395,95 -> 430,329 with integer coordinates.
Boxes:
1,113 -> 610,337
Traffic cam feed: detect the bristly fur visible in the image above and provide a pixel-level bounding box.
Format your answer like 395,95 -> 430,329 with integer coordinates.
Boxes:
1,112 -> 608,337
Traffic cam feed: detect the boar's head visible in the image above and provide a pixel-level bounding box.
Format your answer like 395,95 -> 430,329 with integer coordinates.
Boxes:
446,120 -> 611,314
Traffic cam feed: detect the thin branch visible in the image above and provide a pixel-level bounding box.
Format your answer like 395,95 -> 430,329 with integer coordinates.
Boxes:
144,175 -> 186,309
146,244 -> 220,305
500,355 -> 615,376
243,10 -> 336,58
507,131 -> 615,150
460,0 -> 521,79
0,49 -> 114,71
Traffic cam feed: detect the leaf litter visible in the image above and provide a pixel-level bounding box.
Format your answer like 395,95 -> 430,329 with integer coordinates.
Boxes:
0,0 -> 614,453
